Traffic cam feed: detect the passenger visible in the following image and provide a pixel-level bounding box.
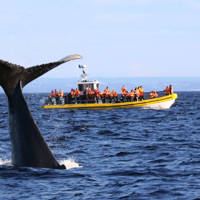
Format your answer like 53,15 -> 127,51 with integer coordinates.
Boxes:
104,87 -> 110,102
169,84 -> 173,94
165,86 -> 169,95
149,91 -> 158,98
70,89 -> 76,103
139,86 -> 144,100
135,87 -> 140,101
121,90 -> 127,102
99,91 -> 106,103
129,90 -> 135,101
86,88 -> 94,103
59,89 -> 64,98
75,88 -> 80,97
50,90 -> 54,98
121,85 -> 127,93
110,90 -> 114,103
154,91 -> 158,98
149,91 -> 154,98
54,89 -> 58,97
75,88 -> 80,103
94,88 -> 100,103
112,89 -> 118,103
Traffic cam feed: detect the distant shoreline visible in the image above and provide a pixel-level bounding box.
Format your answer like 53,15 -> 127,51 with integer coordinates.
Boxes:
0,77 -> 200,93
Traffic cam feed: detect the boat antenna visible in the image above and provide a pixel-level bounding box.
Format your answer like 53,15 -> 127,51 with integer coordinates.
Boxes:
78,64 -> 88,81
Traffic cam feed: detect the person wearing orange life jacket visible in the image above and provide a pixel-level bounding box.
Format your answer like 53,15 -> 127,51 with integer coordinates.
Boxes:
54,89 -> 58,97
59,89 -> 64,98
165,86 -> 169,95
70,88 -> 75,98
169,84 -> 173,94
134,87 -> 140,101
86,88 -> 94,102
129,90 -> 135,102
109,90 -> 114,103
74,88 -> 80,103
50,90 -> 54,98
75,88 -> 80,97
101,87 -> 109,103
112,89 -> 118,102
139,86 -> 144,100
149,91 -> 154,98
48,90 -> 55,105
149,91 -> 158,98
94,88 -> 100,103
154,91 -> 158,98
121,86 -> 128,102
104,87 -> 110,99
121,85 -> 127,93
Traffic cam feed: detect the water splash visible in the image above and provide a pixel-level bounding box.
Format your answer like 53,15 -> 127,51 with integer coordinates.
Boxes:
0,158 -> 11,166
59,158 -> 82,170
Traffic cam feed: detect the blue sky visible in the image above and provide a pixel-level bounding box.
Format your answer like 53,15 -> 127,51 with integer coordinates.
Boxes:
0,0 -> 200,78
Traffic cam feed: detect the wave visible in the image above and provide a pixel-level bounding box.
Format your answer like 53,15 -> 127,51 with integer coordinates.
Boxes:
59,158 -> 82,170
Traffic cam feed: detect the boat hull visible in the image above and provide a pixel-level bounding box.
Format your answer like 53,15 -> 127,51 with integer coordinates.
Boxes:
42,93 -> 178,110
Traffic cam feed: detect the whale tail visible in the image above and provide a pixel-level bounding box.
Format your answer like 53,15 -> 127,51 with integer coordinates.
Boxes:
0,54 -> 82,96
0,54 -> 82,169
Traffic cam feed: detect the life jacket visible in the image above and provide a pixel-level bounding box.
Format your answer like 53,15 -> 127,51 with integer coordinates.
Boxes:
75,89 -> 80,97
165,87 -> 169,95
149,92 -> 153,98
130,91 -> 135,98
104,88 -> 110,97
139,87 -> 144,97
135,88 -> 140,97
121,87 -> 127,93
113,90 -> 118,97
54,90 -> 58,96
70,89 -> 75,98
59,90 -> 64,97
50,91 -> 54,98
154,92 -> 158,98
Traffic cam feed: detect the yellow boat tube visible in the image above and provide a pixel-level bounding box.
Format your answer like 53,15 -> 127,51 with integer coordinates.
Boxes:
41,93 -> 178,110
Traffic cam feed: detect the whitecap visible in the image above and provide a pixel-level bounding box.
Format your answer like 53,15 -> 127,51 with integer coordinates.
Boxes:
0,158 -> 11,166
59,158 -> 82,170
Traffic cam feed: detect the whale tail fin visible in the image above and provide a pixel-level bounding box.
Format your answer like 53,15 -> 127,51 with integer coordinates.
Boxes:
0,54 -> 82,96
21,54 -> 82,87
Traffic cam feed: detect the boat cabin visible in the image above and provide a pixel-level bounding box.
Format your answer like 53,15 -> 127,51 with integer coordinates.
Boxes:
77,64 -> 99,93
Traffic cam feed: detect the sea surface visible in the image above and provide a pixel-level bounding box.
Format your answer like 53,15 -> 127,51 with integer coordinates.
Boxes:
0,92 -> 200,200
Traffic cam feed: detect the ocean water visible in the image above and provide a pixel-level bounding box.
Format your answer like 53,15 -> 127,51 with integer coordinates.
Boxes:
0,92 -> 200,200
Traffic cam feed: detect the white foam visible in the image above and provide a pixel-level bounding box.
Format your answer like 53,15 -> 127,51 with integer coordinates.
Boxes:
0,158 -> 11,166
0,158 -> 82,170
59,158 -> 82,170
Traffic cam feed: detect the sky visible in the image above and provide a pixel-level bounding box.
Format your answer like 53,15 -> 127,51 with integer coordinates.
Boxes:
0,0 -> 200,79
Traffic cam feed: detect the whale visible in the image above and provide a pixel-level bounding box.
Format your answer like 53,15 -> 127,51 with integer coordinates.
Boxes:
0,54 -> 82,169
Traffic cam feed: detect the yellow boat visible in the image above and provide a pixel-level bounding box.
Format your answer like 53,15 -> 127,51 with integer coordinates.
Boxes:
42,64 -> 178,110
42,93 -> 178,110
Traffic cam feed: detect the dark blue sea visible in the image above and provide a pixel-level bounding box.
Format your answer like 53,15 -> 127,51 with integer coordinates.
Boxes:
1,92 -> 200,200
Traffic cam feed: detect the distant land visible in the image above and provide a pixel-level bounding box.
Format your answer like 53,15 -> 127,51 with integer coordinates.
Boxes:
0,77 -> 200,94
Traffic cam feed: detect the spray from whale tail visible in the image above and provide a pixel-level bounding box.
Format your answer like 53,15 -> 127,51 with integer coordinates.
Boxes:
0,54 -> 82,169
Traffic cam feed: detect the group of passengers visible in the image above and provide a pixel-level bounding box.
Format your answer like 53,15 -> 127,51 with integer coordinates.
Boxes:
48,86 -> 144,105
48,84 -> 173,105
148,85 -> 173,99
165,85 -> 173,95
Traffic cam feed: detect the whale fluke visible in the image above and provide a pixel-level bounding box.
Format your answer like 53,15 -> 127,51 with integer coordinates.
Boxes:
0,54 -> 82,169
21,54 -> 82,87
